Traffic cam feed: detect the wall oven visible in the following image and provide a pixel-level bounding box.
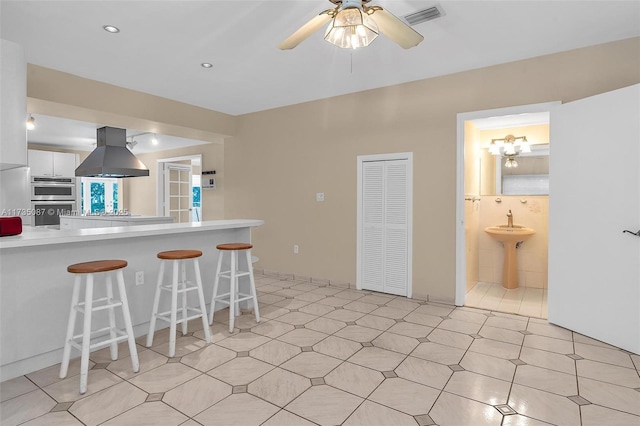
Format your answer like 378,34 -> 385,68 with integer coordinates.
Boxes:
30,200 -> 76,227
30,177 -> 77,227
31,177 -> 76,201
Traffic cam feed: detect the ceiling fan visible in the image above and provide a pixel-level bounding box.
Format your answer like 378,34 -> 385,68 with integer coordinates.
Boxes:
279,0 -> 424,50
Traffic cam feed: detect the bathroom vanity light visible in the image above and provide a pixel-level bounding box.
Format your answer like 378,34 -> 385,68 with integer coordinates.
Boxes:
488,134 -> 530,168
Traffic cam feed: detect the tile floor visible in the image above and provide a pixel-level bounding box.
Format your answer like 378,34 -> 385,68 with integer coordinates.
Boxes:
2,274 -> 639,426
465,282 -> 548,319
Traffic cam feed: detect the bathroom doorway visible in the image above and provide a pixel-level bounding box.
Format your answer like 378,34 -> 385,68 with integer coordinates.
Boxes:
455,102 -> 558,319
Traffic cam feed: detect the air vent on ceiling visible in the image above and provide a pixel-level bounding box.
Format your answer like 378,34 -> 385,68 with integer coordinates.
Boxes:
404,5 -> 443,26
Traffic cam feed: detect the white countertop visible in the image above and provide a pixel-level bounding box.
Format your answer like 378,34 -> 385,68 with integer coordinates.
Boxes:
60,214 -> 173,222
0,219 -> 264,249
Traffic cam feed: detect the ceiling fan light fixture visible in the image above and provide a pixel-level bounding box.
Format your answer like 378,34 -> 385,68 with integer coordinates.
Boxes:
324,7 -> 378,49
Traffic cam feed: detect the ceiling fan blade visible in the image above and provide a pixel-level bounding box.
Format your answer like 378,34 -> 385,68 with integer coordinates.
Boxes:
279,9 -> 334,50
369,7 -> 424,49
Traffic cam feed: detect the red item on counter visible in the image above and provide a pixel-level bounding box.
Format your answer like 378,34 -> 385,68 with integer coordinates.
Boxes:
0,216 -> 22,236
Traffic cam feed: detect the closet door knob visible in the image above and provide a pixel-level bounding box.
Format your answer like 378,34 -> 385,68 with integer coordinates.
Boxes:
622,229 -> 640,237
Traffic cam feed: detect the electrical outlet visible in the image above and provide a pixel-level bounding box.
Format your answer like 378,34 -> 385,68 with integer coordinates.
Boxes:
135,271 -> 144,286
316,192 -> 324,202
293,244 -> 299,254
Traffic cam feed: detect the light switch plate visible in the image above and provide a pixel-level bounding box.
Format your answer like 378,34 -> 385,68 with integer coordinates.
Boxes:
316,192 -> 324,202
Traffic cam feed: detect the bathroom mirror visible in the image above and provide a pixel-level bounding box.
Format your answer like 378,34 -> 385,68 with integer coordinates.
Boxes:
480,144 -> 549,195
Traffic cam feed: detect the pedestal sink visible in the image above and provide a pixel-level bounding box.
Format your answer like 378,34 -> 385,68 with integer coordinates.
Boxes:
485,225 -> 535,289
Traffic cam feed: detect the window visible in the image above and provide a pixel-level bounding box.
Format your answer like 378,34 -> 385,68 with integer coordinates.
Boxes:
192,174 -> 201,222
81,178 -> 120,214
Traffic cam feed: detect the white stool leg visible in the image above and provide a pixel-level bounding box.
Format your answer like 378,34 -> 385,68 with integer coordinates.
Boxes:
193,258 -> 211,343
228,251 -> 236,333
169,260 -> 179,357
181,260 -> 188,335
209,252 -> 224,325
146,260 -> 165,347
116,270 -> 139,373
60,275 -> 81,379
105,274 -> 118,361
79,273 -> 93,395
232,250 -> 242,317
245,249 -> 260,323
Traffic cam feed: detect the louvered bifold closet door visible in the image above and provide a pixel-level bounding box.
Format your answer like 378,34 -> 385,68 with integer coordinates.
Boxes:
383,160 -> 409,295
361,159 -> 409,296
361,162 -> 385,292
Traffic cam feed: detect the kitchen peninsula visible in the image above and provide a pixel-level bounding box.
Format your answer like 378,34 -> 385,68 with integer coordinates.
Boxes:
0,219 -> 263,381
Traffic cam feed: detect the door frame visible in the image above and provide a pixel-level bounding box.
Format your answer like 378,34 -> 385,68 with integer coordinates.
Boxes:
163,162 -> 193,222
156,154 -> 202,217
455,102 -> 560,306
356,152 -> 413,298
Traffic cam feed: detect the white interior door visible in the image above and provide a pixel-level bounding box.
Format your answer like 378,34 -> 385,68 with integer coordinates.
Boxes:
548,84 -> 639,354
358,154 -> 412,297
164,163 -> 192,223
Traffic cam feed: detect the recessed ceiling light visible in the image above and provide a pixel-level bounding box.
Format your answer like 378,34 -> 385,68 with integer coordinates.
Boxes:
201,62 -> 213,69
103,25 -> 120,33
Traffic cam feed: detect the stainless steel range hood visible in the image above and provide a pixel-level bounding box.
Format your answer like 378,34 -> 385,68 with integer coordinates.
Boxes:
75,127 -> 149,178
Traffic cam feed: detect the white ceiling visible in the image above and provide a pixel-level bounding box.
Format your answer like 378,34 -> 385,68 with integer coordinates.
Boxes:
2,0 -> 638,118
2,1 -> 637,152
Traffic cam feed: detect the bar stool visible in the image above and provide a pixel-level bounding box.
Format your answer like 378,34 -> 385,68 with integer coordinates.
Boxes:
209,243 -> 260,332
146,250 -> 211,357
60,260 -> 139,395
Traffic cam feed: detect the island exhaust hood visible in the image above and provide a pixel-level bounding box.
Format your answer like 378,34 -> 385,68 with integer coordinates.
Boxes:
75,126 -> 149,178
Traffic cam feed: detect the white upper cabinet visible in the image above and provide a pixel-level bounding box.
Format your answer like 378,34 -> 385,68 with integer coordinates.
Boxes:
28,150 -> 78,177
0,39 -> 27,171
52,152 -> 77,177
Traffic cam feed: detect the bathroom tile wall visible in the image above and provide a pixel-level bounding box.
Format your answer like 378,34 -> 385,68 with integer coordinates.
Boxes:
478,196 -> 548,288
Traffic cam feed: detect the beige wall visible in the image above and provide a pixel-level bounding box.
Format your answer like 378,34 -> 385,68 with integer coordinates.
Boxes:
225,37 -> 640,303
23,37 -> 640,303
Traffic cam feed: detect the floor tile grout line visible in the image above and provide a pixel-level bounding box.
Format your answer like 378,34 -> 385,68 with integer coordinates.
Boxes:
502,318 -> 528,420
5,277 -> 638,426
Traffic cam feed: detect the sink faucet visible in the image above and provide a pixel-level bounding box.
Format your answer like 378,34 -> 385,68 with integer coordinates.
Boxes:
507,209 -> 513,228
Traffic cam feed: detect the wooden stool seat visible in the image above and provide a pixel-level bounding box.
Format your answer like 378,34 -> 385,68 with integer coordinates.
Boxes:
157,250 -> 202,260
210,243 -> 259,332
147,249 -> 211,356
216,243 -> 253,251
61,259 -> 138,394
67,260 -> 127,274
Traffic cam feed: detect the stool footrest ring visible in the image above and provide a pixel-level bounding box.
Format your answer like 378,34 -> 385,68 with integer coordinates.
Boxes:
75,297 -> 123,314
160,283 -> 198,294
68,328 -> 129,352
218,271 -> 252,279
155,307 -> 205,325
